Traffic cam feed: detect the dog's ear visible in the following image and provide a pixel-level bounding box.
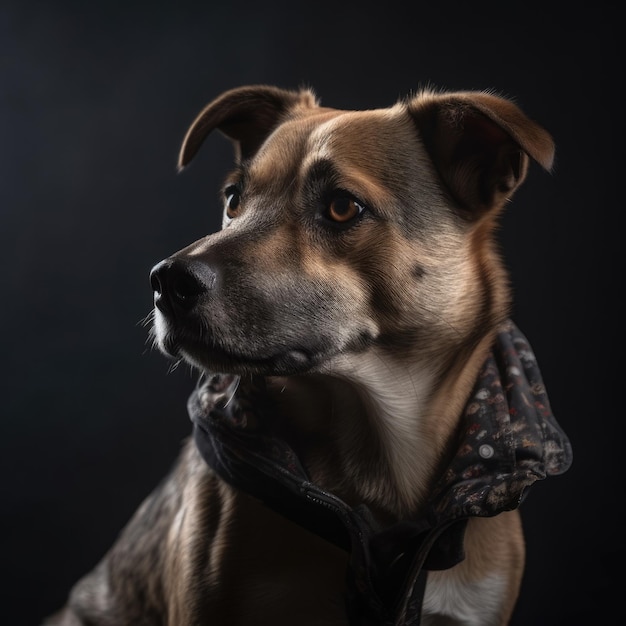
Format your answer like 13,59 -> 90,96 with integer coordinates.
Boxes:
178,85 -> 319,169
408,90 -> 555,215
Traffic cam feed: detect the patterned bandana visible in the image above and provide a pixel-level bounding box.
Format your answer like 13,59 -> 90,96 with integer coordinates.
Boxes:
187,320 -> 573,625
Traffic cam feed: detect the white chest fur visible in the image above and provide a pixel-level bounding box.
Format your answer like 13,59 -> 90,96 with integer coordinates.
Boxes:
421,572 -> 507,626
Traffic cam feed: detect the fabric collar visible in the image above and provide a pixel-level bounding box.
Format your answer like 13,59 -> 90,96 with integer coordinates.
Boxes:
187,320 -> 572,624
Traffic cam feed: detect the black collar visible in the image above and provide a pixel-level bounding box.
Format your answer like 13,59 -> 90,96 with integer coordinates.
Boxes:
188,320 -> 572,624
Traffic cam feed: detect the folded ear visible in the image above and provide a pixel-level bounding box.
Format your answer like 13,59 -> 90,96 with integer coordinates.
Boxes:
178,85 -> 319,170
408,90 -> 555,215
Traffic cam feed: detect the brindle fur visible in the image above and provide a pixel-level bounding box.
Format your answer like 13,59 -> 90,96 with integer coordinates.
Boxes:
45,85 -> 554,626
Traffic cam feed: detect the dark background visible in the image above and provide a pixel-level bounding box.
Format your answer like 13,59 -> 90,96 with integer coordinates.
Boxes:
1,1 -> 622,624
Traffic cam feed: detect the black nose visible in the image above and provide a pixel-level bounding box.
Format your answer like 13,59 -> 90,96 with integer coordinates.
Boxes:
150,258 -> 213,316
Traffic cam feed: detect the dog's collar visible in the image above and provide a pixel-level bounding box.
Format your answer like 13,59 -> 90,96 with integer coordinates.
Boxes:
187,320 -> 572,624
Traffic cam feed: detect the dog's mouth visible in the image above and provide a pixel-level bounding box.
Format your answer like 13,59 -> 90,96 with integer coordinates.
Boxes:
159,328 -> 323,376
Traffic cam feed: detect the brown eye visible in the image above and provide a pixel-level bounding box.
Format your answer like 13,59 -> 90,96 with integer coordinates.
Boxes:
326,196 -> 365,223
224,186 -> 241,219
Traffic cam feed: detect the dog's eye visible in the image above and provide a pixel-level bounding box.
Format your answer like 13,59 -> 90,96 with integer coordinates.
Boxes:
224,186 -> 241,219
326,196 -> 365,223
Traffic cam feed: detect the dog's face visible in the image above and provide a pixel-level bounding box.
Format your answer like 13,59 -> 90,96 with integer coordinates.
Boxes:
150,86 -> 554,379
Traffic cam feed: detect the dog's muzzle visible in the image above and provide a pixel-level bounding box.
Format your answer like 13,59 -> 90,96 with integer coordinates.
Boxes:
148,251 -> 375,375
149,256 -> 317,373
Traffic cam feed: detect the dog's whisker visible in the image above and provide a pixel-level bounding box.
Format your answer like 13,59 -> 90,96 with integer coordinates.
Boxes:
223,376 -> 241,407
137,310 -> 155,328
144,329 -> 160,352
167,359 -> 183,374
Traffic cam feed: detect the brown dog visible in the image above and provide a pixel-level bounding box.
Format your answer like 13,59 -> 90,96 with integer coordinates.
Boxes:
45,85 -> 572,625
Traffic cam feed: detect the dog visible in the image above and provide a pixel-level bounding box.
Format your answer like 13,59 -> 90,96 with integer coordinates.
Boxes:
45,84 -> 572,625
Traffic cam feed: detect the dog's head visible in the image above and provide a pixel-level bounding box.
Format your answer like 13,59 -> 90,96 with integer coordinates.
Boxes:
150,85 -> 554,379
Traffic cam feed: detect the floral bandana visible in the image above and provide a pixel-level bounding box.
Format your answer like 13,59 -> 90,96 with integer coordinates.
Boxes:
188,320 -> 573,625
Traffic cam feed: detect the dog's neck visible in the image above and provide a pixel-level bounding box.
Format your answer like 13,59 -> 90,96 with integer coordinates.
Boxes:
264,333 -> 496,520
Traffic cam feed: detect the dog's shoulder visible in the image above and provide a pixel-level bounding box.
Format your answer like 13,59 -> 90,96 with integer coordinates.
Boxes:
47,436 -> 352,625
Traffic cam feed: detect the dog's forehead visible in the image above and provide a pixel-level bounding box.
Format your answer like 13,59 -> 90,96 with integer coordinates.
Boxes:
249,104 -> 418,191
304,105 -> 408,160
